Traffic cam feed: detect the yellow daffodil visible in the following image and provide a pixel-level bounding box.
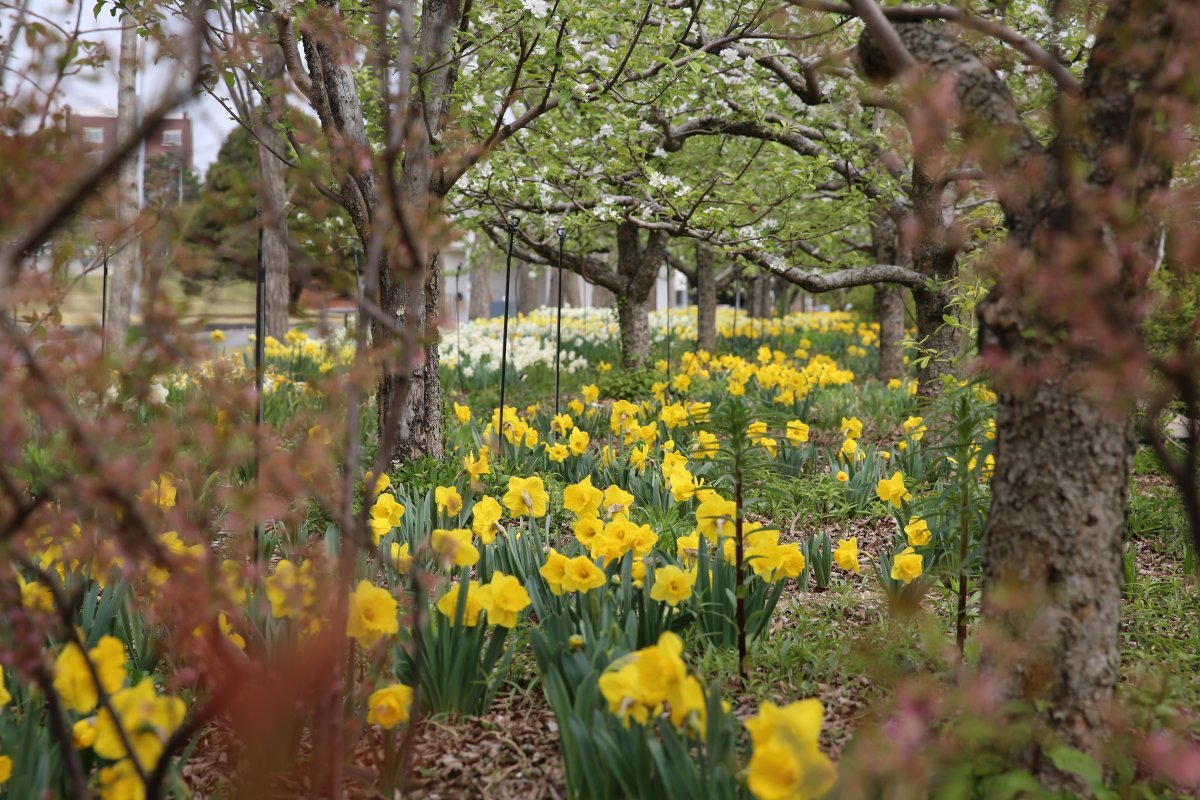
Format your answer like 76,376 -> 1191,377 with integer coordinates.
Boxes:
434,485 -> 463,517
539,548 -> 570,595
346,580 -> 399,648
471,496 -> 504,543
649,565 -> 695,606
602,484 -> 634,516
389,541 -> 413,573
903,516 -> 932,546
564,476 -> 604,518
367,684 -> 413,729
463,451 -> 490,480
569,428 -> 590,455
695,494 -> 736,542
745,699 -> 836,800
833,537 -> 860,573
431,528 -> 479,568
562,555 -> 607,593
503,476 -> 549,518
436,580 -> 483,626
890,546 -> 923,584
475,573 -> 531,628
369,492 -> 406,545
876,471 -> 913,508
786,420 -> 810,443
54,636 -> 126,715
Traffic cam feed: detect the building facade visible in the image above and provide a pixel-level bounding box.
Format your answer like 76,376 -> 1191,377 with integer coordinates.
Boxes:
65,106 -> 193,177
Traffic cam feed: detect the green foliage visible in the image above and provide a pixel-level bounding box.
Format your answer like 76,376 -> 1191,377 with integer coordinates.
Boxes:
180,122 -> 354,293
406,568 -> 516,717
532,620 -> 746,800
1143,262 -> 1200,357
598,368 -> 659,402
1128,484 -> 1186,556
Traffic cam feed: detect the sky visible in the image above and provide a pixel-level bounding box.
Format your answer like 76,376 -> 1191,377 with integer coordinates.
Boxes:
20,0 -> 237,174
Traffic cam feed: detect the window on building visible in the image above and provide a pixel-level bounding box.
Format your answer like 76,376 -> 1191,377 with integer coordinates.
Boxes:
83,127 -> 104,143
162,129 -> 182,146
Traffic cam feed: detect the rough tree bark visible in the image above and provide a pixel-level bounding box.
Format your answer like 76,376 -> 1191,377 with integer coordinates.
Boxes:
909,160 -> 964,396
295,0 -> 463,463
874,285 -> 905,382
859,6 -> 1188,759
870,208 -> 906,382
616,295 -> 651,369
253,44 -> 290,340
468,261 -> 491,319
592,284 -> 615,308
563,271 -> 581,307
696,245 -> 717,352
613,220 -> 667,368
549,266 -> 582,309
746,273 -> 762,318
106,17 -> 139,347
516,262 -> 539,314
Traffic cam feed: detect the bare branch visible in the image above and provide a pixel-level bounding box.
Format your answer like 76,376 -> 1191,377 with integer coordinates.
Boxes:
790,0 -> 1082,94
274,12 -> 315,102
847,0 -> 914,73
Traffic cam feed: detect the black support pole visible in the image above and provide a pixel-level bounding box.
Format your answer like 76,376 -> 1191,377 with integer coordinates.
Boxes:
100,246 -> 109,354
497,217 -> 518,458
553,227 -> 566,418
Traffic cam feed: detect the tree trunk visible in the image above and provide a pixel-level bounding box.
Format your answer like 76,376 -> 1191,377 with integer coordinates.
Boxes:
909,161 -> 962,398
592,283 -> 615,308
745,273 -> 760,318
376,0 -> 462,464
858,10 -> 1184,765
912,285 -> 962,392
870,208 -> 906,382
563,270 -> 581,307
517,262 -> 539,314
469,261 -> 491,318
616,295 -> 650,368
696,246 -> 717,352
612,221 -> 667,368
106,17 -> 139,347
874,285 -> 905,382
254,98 -> 289,340
981,348 -> 1129,755
548,265 -> 562,312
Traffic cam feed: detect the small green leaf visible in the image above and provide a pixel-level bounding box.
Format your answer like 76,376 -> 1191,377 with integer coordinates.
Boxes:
978,769 -> 1041,799
1048,746 -> 1104,790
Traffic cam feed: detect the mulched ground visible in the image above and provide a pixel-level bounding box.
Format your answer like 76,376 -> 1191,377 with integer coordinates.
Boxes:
403,696 -> 565,799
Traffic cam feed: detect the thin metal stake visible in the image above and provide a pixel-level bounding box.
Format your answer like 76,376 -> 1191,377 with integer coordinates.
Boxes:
553,227 -> 566,417
353,247 -> 362,326
497,217 -> 519,458
101,246 -> 109,354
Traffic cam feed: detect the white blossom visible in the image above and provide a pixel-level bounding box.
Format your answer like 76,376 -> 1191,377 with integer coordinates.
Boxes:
148,383 -> 169,405
520,0 -> 550,19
